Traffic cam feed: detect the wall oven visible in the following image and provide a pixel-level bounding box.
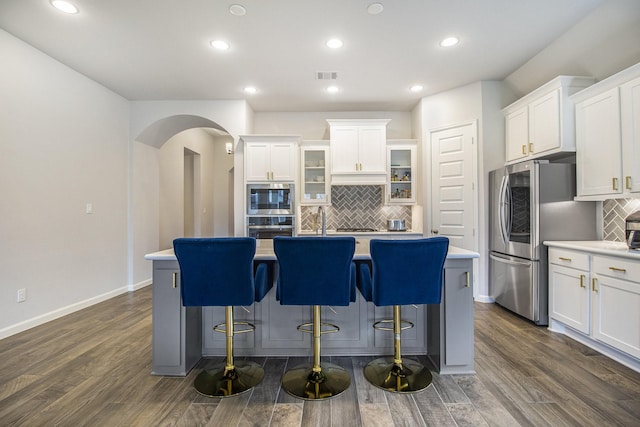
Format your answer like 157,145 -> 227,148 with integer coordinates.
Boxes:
246,216 -> 294,239
247,183 -> 294,215
246,183 -> 295,238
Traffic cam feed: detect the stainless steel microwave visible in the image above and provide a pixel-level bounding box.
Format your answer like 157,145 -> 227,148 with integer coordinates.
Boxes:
247,183 -> 294,215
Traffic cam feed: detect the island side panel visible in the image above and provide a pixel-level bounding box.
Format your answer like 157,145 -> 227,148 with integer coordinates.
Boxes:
151,260 -> 202,376
427,258 -> 475,374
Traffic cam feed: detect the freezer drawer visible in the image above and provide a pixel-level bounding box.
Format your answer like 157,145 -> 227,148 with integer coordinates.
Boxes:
489,252 -> 547,325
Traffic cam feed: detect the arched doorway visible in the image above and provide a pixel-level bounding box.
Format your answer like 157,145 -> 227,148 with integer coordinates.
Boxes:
131,114 -> 236,289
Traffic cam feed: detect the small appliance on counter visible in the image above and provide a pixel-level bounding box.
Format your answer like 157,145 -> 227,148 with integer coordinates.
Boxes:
386,219 -> 406,232
626,210 -> 640,250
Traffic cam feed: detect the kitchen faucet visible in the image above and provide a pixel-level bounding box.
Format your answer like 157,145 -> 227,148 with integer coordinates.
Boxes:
318,206 -> 327,237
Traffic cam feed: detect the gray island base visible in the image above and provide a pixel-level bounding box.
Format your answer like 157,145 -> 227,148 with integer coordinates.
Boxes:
145,238 -> 479,377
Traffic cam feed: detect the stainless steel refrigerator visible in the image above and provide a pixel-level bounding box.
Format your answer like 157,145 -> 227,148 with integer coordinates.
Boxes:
489,160 -> 596,325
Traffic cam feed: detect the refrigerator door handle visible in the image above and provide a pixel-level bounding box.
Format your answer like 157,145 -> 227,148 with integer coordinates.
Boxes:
505,176 -> 512,241
498,175 -> 509,244
490,253 -> 532,267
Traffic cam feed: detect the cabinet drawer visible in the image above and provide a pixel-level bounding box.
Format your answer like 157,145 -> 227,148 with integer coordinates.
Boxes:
592,255 -> 640,282
548,248 -> 590,270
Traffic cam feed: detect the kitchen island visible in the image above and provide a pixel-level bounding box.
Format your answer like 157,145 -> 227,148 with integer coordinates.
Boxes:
145,238 -> 479,377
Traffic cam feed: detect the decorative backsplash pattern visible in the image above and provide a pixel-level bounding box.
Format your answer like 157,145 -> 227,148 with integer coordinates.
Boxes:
300,185 -> 412,231
603,198 -> 640,242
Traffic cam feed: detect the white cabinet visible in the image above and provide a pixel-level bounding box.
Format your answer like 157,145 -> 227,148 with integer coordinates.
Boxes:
548,245 -> 640,364
548,248 -> 591,334
386,140 -> 416,205
574,63 -> 640,199
242,135 -> 299,182
621,75 -> 640,194
300,141 -> 330,205
575,88 -> 622,197
591,255 -> 640,359
327,119 -> 389,185
503,76 -> 594,164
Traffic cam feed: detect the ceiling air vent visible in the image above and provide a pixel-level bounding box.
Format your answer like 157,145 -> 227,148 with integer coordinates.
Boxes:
316,71 -> 338,80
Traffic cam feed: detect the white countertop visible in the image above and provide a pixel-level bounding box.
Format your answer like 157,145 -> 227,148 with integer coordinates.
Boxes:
544,240 -> 640,260
145,238 -> 479,261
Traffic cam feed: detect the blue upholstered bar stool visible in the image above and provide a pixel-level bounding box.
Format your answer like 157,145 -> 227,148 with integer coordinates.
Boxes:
358,237 -> 449,393
273,236 -> 356,400
173,237 -> 272,397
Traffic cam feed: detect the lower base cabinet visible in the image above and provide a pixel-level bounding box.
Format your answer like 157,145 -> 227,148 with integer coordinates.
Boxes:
549,247 -> 640,369
150,257 -> 475,376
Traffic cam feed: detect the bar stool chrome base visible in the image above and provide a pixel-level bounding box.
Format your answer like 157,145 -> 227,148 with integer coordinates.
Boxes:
194,360 -> 265,397
282,362 -> 351,400
364,357 -> 432,393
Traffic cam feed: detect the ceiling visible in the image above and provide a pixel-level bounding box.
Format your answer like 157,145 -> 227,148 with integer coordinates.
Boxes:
0,0 -> 617,112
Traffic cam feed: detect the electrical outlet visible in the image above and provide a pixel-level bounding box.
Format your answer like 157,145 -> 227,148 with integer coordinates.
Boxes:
17,288 -> 26,303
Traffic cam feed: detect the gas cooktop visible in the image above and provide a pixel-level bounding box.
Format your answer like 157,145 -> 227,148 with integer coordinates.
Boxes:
336,227 -> 378,232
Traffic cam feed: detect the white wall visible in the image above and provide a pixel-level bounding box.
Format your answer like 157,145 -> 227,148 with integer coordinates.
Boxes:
0,30 -> 130,337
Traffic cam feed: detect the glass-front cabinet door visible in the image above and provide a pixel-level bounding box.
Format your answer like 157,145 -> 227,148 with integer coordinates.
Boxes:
387,140 -> 416,205
300,142 -> 330,205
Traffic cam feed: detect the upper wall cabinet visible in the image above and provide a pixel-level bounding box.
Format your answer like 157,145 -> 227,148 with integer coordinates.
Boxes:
300,140 -> 331,205
503,76 -> 594,164
242,135 -> 300,182
386,140 -> 417,205
573,63 -> 640,200
327,119 -> 389,185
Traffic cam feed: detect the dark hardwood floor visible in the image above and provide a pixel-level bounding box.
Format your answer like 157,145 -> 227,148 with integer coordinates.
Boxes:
1,286 -> 639,426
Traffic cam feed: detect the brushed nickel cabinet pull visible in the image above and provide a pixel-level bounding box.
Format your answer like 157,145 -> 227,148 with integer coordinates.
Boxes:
559,257 -> 572,262
522,145 -> 526,155
172,272 -> 177,288
529,142 -> 534,153
609,266 -> 627,273
579,274 -> 586,288
612,177 -> 618,191
465,271 -> 470,288
592,278 -> 598,292
626,176 -> 632,190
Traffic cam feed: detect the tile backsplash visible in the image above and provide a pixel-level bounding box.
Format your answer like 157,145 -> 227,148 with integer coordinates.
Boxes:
602,198 -> 640,242
300,185 -> 412,231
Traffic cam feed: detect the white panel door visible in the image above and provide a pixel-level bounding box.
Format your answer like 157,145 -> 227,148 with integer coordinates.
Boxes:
430,122 -> 476,251
330,126 -> 359,173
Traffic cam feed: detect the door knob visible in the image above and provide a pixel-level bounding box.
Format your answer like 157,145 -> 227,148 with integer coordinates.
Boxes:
431,229 -> 439,235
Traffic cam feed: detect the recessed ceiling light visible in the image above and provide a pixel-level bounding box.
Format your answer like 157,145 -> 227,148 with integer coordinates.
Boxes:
50,0 -> 78,14
440,36 -> 459,47
229,4 -> 246,16
326,86 -> 340,94
367,3 -> 384,15
244,86 -> 257,94
410,85 -> 424,92
326,39 -> 343,49
210,40 -> 230,50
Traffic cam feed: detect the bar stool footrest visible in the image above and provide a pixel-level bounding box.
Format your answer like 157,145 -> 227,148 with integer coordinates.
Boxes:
372,319 -> 414,332
213,321 -> 256,334
296,321 -> 340,335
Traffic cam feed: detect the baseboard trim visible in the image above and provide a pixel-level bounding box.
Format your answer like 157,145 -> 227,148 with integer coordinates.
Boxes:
0,286 -> 130,340
474,295 -> 494,303
129,278 -> 152,292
